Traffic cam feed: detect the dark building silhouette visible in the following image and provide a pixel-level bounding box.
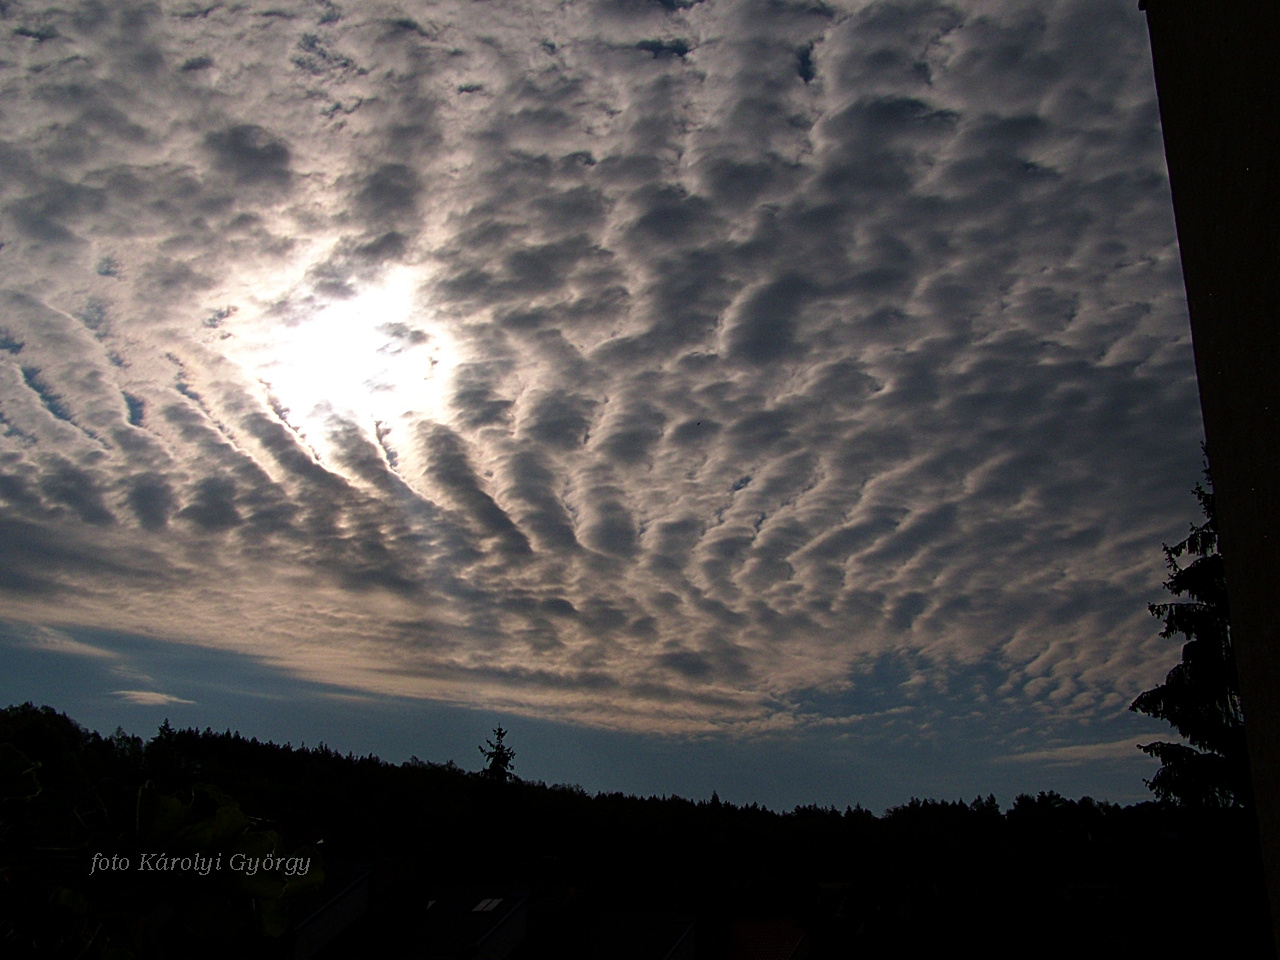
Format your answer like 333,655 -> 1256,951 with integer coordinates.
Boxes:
1139,1 -> 1280,953
418,893 -> 530,960
293,870 -> 371,960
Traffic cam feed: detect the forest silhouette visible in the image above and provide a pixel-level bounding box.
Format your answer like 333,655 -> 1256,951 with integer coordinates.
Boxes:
0,701 -> 1271,958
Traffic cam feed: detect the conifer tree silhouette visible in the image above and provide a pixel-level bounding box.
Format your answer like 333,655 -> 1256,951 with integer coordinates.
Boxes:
479,725 -> 516,782
1131,464 -> 1247,808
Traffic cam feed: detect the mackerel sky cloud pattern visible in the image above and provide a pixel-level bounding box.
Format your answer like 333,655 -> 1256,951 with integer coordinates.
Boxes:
0,0 -> 1203,796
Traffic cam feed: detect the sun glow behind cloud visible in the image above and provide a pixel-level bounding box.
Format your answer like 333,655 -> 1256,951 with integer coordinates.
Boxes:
233,266 -> 456,449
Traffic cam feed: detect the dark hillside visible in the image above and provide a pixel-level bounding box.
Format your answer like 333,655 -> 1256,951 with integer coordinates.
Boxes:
0,703 -> 1270,958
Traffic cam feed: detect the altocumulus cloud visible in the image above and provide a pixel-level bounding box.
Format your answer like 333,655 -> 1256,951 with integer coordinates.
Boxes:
0,0 -> 1200,758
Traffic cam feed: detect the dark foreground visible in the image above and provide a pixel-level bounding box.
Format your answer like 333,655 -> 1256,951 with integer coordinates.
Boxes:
1,703 -> 1272,958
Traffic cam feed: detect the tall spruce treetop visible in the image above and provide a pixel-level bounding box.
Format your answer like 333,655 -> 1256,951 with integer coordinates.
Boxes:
1130,466 -> 1248,808
479,725 -> 516,782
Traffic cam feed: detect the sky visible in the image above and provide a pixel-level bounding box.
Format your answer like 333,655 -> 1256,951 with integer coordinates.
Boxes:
0,0 -> 1208,812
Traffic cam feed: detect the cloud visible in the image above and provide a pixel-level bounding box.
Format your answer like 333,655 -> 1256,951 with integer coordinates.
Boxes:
424,424 -> 532,557
127,474 -> 177,530
0,0 -> 1199,752
13,625 -> 117,660
997,738 -> 1147,766
176,476 -> 243,532
204,125 -> 293,189
113,690 -> 197,707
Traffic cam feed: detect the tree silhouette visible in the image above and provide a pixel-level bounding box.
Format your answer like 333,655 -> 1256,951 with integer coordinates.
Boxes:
1130,464 -> 1248,808
479,725 -> 516,782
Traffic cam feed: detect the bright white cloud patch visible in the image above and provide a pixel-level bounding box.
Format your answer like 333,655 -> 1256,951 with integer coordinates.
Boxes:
227,264 -> 459,456
0,0 -> 1198,767
113,690 -> 197,707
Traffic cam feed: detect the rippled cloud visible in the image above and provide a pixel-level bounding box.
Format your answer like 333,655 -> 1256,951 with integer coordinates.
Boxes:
0,0 -> 1199,766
